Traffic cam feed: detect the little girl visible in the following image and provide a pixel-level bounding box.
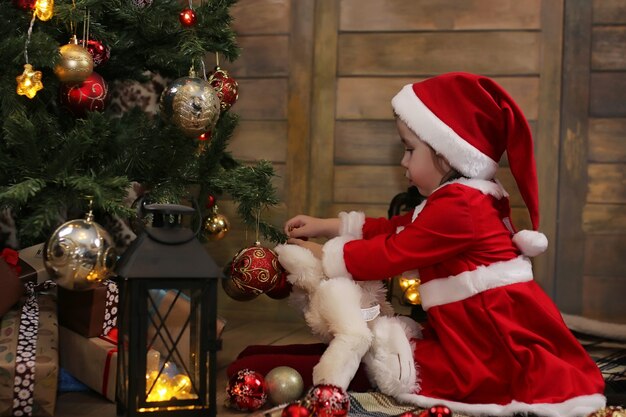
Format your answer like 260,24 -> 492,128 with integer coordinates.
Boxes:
228,73 -> 606,416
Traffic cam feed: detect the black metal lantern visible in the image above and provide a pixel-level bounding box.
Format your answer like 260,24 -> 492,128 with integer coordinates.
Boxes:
115,203 -> 221,417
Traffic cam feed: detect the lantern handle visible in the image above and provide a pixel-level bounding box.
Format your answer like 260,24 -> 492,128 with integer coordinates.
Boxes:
136,199 -> 202,245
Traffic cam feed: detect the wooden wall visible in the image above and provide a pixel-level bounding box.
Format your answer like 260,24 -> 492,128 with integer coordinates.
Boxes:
215,0 -> 625,323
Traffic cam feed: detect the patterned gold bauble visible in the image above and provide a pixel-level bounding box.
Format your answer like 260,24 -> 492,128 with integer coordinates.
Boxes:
159,75 -> 220,137
202,206 -> 229,240
587,407 -> 626,417
54,36 -> 94,84
43,212 -> 117,290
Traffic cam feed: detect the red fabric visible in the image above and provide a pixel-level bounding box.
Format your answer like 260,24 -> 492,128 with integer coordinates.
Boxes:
362,211 -> 414,239
226,344 -> 373,392
1,248 -> 22,275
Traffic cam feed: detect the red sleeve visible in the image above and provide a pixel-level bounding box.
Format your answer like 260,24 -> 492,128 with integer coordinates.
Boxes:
344,186 -> 475,280
362,211 -> 415,239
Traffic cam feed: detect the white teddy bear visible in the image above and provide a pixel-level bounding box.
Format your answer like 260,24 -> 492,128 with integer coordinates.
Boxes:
274,244 -> 422,396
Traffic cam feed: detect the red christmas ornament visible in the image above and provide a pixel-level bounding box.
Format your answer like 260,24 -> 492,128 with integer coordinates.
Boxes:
12,0 -> 36,10
209,67 -> 239,111
418,405 -> 452,417
282,402 -> 312,417
399,413 -> 419,417
304,384 -> 349,417
226,369 -> 267,411
223,243 -> 284,301
206,195 -> 216,209
59,72 -> 109,118
179,8 -> 196,27
266,271 -> 293,300
198,131 -> 211,141
79,39 -> 110,67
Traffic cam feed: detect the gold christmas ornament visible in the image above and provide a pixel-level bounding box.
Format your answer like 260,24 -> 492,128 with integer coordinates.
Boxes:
264,366 -> 304,406
202,205 -> 230,240
16,64 -> 43,99
403,281 -> 422,305
160,72 -> 221,137
43,209 -> 117,290
34,0 -> 53,20
587,407 -> 626,417
398,276 -> 419,292
54,36 -> 94,84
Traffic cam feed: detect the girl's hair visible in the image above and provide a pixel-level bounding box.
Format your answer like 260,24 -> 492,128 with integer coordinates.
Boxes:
428,145 -> 465,185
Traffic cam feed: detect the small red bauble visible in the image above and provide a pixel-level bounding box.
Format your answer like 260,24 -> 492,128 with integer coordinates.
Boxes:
12,0 -> 36,10
418,405 -> 452,417
266,271 -> 293,300
198,131 -> 211,141
59,72 -> 109,118
179,8 -> 196,27
226,369 -> 267,411
79,39 -> 110,67
223,243 -> 284,301
304,384 -> 350,417
205,195 -> 216,209
209,67 -> 239,111
282,402 -> 312,417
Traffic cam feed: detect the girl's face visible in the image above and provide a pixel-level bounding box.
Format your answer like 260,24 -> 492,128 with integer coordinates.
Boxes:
397,118 -> 449,196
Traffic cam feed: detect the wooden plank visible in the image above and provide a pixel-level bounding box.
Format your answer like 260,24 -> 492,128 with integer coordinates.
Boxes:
335,120 -> 402,165
583,204 -> 626,233
554,0 -> 591,314
228,120 -> 287,162
334,165 -> 407,204
591,27 -> 626,71
231,0 -> 290,35
336,77 -> 540,120
590,72 -> 626,117
495,167 -> 524,207
337,32 -> 540,76
588,118 -> 626,162
339,0 -> 541,31
592,0 -> 626,24
286,0 -> 315,217
583,275 -> 626,323
584,235 -> 626,277
587,163 -> 626,203
331,203 -> 391,220
235,78 -> 288,120
230,35 -> 289,77
308,0 -> 339,218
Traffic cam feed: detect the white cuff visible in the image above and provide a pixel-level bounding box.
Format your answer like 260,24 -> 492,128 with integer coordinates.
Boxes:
322,235 -> 356,279
338,211 -> 365,238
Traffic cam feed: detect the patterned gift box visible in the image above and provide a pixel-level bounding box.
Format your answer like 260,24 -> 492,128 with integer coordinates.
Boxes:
0,290 -> 58,417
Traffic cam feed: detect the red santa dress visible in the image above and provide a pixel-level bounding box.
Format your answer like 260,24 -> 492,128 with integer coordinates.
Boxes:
321,178 -> 606,417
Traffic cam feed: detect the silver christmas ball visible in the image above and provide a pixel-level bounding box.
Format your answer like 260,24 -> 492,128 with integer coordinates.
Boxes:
43,217 -> 117,290
264,366 -> 304,405
160,76 -> 220,137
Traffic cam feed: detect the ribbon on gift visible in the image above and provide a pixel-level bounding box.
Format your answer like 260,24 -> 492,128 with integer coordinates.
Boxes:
102,280 -> 119,337
1,248 -> 22,276
99,329 -> 118,398
12,281 -> 56,417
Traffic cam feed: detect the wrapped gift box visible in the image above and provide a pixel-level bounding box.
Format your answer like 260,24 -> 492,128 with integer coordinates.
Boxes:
0,292 -> 58,417
58,280 -> 118,338
0,249 -> 24,317
18,243 -> 49,284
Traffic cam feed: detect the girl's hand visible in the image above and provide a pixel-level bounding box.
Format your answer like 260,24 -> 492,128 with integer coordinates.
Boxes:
287,238 -> 323,260
284,215 -> 340,239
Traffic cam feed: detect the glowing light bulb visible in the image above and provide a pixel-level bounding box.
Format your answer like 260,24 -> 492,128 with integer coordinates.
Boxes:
34,0 -> 53,21
16,64 -> 43,99
398,276 -> 419,291
403,283 -> 422,305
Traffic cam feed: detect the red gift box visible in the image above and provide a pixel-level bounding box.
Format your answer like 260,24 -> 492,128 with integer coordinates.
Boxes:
58,280 -> 119,338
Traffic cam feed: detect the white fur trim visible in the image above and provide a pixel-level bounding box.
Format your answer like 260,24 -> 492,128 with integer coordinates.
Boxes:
338,211 -> 365,238
396,392 -> 606,417
512,229 -> 548,257
322,235 -> 356,279
392,84 -> 498,179
436,178 -> 509,199
420,256 -> 533,310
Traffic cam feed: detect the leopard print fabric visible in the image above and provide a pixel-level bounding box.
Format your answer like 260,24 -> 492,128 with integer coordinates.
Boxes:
108,71 -> 169,116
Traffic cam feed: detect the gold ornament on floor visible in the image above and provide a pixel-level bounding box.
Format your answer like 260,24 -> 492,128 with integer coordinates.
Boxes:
16,64 -> 43,99
264,366 -> 304,406
587,407 -> 626,417
202,205 -> 230,241
400,277 -> 421,305
54,36 -> 94,84
159,68 -> 221,137
43,203 -> 117,290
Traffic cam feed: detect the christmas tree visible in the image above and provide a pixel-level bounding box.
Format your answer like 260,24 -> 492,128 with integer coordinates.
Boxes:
0,0 -> 284,250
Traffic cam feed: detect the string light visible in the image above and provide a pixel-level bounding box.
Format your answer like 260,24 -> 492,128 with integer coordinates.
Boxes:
34,0 -> 54,21
16,13 -> 43,98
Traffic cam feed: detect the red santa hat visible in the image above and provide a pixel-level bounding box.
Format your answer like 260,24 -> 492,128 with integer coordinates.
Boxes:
391,72 -> 547,256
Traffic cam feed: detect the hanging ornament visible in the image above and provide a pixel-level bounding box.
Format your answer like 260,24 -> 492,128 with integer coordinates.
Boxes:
282,402 -> 312,417
206,194 -> 216,209
12,0 -> 36,10
160,70 -> 221,137
304,384 -> 350,417
59,71 -> 109,118
223,243 -> 284,301
209,66 -> 239,111
55,36 -> 94,84
265,270 -> 292,300
34,0 -> 53,20
43,203 -> 117,290
418,405 -> 452,417
201,205 -> 229,241
403,281 -> 421,305
79,39 -> 110,67
222,265 -> 258,301
587,407 -> 626,417
265,366 -> 304,406
198,131 -> 211,142
226,369 -> 267,411
179,8 -> 196,27
16,64 -> 43,99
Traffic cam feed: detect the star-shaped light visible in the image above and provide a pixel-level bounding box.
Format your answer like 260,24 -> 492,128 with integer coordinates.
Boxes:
16,64 -> 43,99
34,0 -> 54,21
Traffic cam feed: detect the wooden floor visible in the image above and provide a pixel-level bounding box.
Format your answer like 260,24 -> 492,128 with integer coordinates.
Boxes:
54,317 -> 319,417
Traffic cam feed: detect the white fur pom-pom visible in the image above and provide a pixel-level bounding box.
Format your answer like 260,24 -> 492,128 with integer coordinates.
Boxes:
512,230 -> 548,257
